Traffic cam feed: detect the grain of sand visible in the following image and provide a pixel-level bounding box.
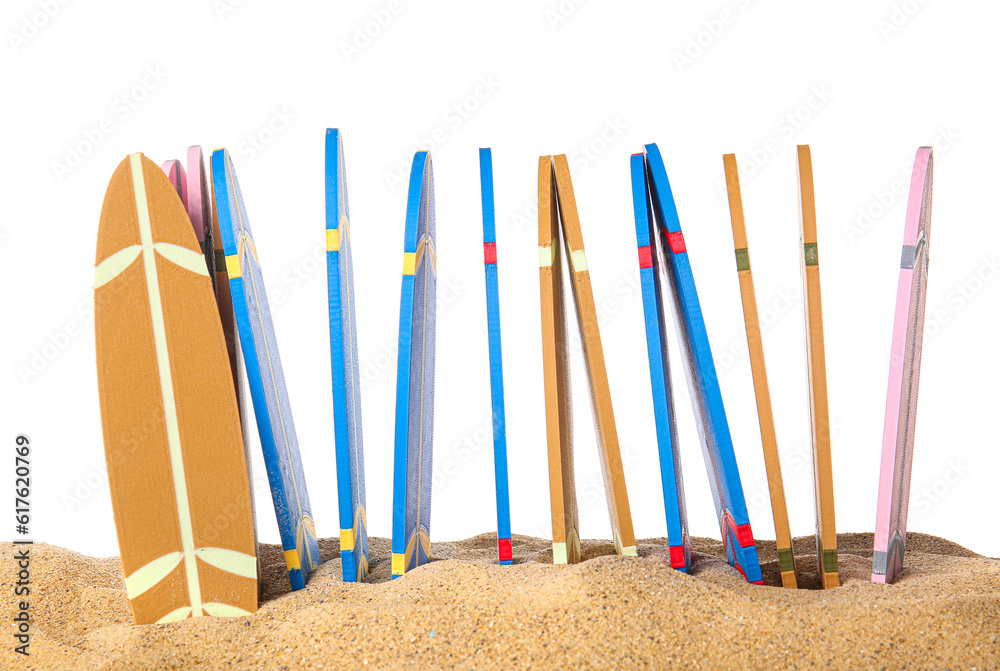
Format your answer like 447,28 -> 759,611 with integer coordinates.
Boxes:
4,532 -> 998,669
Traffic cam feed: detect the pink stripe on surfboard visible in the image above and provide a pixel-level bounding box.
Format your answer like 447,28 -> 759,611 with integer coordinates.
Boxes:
872,146 -> 932,581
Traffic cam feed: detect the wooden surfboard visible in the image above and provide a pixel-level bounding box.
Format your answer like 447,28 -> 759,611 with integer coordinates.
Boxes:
95,153 -> 258,625
629,152 -> 690,573
872,147 -> 933,584
723,153 -> 797,588
643,143 -> 763,585
325,129 -> 370,583
478,147 -> 513,565
552,154 -> 637,559
538,154 -> 637,564
390,150 -> 437,579
796,144 -> 839,589
538,155 -> 580,565
211,148 -> 321,590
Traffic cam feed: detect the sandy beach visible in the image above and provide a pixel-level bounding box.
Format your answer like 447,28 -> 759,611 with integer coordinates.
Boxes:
5,532 -> 998,669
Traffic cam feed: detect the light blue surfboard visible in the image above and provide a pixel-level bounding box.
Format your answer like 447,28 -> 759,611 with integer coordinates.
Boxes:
325,129 -> 369,583
629,152 -> 690,573
642,143 -> 762,584
212,148 -> 321,590
390,151 -> 437,579
479,148 -> 513,565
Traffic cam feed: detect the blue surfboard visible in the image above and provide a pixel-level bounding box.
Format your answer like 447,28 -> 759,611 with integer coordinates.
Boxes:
478,148 -> 513,565
212,148 -> 321,590
629,152 -> 691,573
642,143 -> 762,584
325,129 -> 369,583
390,151 -> 437,579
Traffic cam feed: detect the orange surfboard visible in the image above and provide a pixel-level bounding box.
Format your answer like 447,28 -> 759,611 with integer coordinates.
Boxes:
95,153 -> 258,624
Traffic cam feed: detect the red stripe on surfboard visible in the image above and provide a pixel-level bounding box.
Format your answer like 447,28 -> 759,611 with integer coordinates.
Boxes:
665,230 -> 686,254
669,545 -> 685,569
735,523 -> 754,548
483,242 -> 497,265
637,245 -> 652,269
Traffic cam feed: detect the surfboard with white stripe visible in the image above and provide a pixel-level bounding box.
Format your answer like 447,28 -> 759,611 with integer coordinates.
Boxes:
95,153 -> 258,624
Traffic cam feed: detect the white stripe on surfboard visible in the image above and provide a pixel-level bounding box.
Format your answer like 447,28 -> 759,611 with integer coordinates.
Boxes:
95,242 -> 207,288
124,547 -> 256,601
129,152 -> 203,617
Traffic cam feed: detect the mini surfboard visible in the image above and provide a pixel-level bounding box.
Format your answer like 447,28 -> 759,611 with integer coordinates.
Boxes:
211,148 -> 320,590
539,154 -> 638,564
95,153 -> 257,624
390,151 -> 437,579
872,147 -> 933,585
538,155 -> 580,565
628,152 -> 690,573
325,129 -> 369,583
723,153 -> 797,588
796,144 -> 839,589
478,147 -> 513,565
642,143 -> 763,584
160,159 -> 188,208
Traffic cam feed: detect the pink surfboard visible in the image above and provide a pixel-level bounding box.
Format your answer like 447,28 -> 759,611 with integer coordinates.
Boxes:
872,147 -> 933,584
161,160 -> 188,209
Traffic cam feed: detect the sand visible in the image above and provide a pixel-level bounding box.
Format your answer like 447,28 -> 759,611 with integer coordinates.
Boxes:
4,532 -> 999,670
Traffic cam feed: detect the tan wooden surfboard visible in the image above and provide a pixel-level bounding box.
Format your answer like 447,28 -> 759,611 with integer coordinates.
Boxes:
796,145 -> 839,589
538,154 -> 637,564
723,154 -> 797,588
95,153 -> 258,624
552,154 -> 637,559
538,155 -> 580,565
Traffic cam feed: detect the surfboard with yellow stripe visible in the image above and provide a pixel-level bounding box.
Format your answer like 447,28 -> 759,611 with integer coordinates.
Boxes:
95,153 -> 258,625
325,129 -> 369,583
211,148 -> 321,590
390,151 -> 437,579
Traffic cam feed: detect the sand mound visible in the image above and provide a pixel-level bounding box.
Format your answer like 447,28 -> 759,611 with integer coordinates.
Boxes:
4,533 -> 999,669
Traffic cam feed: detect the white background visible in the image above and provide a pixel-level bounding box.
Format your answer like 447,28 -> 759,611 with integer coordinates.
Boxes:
1,0 -> 997,560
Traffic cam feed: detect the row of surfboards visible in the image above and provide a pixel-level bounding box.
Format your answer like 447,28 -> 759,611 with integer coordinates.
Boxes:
94,132 -> 931,625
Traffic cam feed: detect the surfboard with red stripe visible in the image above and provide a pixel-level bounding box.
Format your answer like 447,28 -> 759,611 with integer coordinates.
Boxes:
629,152 -> 690,573
479,147 -> 513,565
95,153 -> 257,624
642,143 -> 762,584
